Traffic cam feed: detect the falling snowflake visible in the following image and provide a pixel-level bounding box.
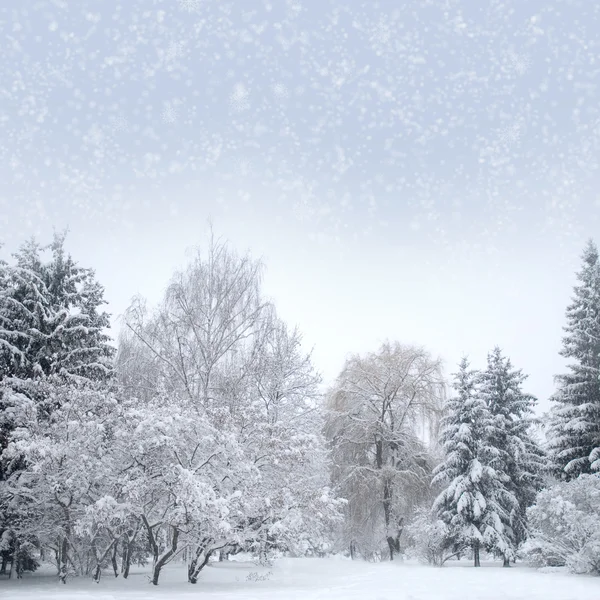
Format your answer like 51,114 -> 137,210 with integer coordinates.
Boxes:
287,1 -> 302,18
234,157 -> 253,177
165,41 -> 185,63
109,115 -> 129,133
332,146 -> 353,178
292,197 -> 316,222
507,50 -> 532,76
85,125 -> 105,146
272,83 -> 289,100
230,83 -> 250,112
499,123 -> 521,147
369,17 -> 393,56
178,0 -> 203,13
162,102 -> 178,124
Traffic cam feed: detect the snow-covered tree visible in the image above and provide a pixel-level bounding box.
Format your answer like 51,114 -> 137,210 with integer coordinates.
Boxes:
117,236 -> 340,584
0,235 -> 115,576
240,317 -> 342,561
405,507 -> 453,567
548,240 -> 600,478
326,342 -> 445,561
433,358 -> 516,567
524,474 -> 600,574
478,347 -> 544,564
0,234 -> 114,385
115,389 -> 252,585
2,383 -> 125,582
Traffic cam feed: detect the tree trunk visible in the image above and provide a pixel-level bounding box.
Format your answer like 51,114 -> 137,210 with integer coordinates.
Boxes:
141,515 -> 160,579
0,554 -> 7,575
111,542 -> 119,577
59,536 -> 69,583
503,555 -> 510,568
382,477 -> 397,561
151,527 -> 179,586
473,541 -> 480,568
350,540 -> 356,560
8,546 -> 16,580
122,540 -> 133,579
188,544 -> 212,584
121,525 -> 139,579
91,539 -> 116,583
93,564 -> 102,583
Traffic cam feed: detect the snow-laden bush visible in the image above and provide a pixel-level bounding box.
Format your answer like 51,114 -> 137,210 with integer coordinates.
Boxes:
524,474 -> 600,574
405,509 -> 455,566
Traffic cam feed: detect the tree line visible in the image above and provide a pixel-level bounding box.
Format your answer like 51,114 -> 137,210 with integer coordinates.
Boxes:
326,240 -> 600,572
0,233 -> 341,584
1,234 -> 599,583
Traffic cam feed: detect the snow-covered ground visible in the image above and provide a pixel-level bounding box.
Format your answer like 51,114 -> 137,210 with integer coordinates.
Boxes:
1,557 -> 598,600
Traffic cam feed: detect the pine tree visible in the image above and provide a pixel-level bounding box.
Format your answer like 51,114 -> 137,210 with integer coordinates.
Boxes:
548,240 -> 600,478
433,358 -> 516,567
478,347 -> 544,565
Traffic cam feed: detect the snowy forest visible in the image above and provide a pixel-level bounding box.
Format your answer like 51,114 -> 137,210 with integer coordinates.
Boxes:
3,1 -> 600,598
1,233 -> 600,590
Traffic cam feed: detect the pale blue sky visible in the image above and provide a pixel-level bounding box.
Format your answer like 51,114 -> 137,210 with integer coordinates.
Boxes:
1,1 -> 600,410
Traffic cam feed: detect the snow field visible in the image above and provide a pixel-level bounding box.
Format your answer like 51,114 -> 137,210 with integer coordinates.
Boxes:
2,557 -> 598,600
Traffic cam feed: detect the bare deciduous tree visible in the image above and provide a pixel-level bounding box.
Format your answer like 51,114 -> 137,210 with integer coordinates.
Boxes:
326,341 -> 445,561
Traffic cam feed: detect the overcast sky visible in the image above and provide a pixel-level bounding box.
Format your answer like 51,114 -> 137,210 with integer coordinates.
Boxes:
2,0 -> 600,411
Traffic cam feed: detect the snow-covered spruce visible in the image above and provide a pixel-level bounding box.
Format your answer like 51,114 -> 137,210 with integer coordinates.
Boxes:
548,240 -> 600,478
477,347 -> 545,564
433,357 -> 516,567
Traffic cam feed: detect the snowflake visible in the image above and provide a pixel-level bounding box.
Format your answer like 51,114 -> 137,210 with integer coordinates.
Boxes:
85,125 -> 105,146
165,41 -> 184,62
332,146 -> 352,178
287,1 -> 302,18
499,123 -> 521,147
292,198 -> 315,222
162,102 -> 178,124
235,157 -> 252,177
109,115 -> 129,133
230,83 -> 250,112
369,17 -> 393,55
271,83 -> 289,101
507,51 -> 531,76
178,0 -> 203,13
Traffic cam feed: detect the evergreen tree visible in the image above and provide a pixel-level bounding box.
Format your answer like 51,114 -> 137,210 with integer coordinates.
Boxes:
478,347 -> 544,564
0,234 -> 114,383
0,234 -> 115,461
548,240 -> 600,478
433,358 -> 516,567
0,234 -> 115,575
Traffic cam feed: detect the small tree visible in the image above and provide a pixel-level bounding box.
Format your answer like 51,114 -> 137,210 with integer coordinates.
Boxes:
405,508 -> 454,566
524,474 -> 600,574
2,383 -> 124,583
